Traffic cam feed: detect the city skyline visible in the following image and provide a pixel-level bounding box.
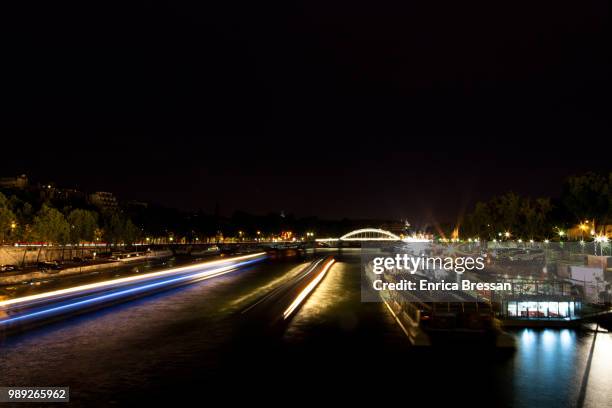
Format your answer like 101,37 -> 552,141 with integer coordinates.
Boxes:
3,0 -> 609,222
2,151 -> 609,222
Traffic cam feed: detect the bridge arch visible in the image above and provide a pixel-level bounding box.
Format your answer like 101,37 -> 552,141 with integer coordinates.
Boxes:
339,228 -> 401,241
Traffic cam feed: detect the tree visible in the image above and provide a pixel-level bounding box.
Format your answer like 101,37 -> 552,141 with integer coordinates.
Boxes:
0,192 -> 16,243
103,214 -> 140,245
463,193 -> 553,240
608,172 -> 612,225
522,197 -> 552,240
30,204 -> 70,244
562,172 -> 610,225
67,209 -> 98,244
463,202 -> 492,239
104,214 -> 124,245
491,192 -> 521,234
122,219 -> 140,245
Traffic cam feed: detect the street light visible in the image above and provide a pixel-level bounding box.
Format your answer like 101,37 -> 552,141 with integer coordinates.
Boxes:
556,228 -> 565,242
595,235 -> 609,256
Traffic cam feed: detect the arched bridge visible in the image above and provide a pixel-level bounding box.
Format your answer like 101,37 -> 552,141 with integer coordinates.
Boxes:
339,228 -> 401,241
316,228 -> 430,243
316,228 -> 426,243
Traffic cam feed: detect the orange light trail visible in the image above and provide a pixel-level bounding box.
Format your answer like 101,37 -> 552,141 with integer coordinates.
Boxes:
283,258 -> 335,319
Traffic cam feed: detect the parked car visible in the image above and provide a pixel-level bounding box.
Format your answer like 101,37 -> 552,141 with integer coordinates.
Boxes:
1,264 -> 18,272
38,261 -> 62,271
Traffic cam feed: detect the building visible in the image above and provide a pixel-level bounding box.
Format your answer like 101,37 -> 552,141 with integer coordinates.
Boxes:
125,200 -> 148,209
0,174 -> 28,190
89,191 -> 119,213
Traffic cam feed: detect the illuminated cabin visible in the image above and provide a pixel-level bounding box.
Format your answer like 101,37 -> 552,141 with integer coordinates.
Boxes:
495,278 -> 583,319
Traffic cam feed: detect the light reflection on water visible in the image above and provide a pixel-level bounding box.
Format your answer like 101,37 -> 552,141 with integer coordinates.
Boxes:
285,262 -> 354,340
513,328 -> 581,406
585,330 -> 612,407
0,256 -> 611,408
286,258 -> 612,408
226,262 -> 310,313
497,327 -> 612,408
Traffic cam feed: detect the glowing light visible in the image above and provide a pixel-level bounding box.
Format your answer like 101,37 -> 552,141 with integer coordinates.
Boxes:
0,253 -> 265,309
0,254 -> 266,327
340,228 -> 401,241
0,262 -> 259,326
402,236 -> 431,243
383,299 -> 411,339
283,259 -> 335,319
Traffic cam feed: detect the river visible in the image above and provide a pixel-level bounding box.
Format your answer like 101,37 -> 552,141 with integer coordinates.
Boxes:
0,251 -> 610,407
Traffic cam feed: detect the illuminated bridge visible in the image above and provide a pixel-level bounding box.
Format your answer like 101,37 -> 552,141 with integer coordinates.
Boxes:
316,228 -> 427,243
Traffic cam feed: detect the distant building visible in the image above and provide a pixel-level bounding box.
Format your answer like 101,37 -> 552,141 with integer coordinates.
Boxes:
89,191 -> 119,212
125,200 -> 148,209
55,188 -> 87,204
0,174 -> 28,190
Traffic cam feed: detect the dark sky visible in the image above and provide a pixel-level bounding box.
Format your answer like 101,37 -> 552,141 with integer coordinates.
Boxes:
1,0 -> 610,223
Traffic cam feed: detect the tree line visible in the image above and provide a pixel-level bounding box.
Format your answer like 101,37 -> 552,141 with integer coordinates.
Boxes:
1,171 -> 609,245
0,193 -> 140,245
461,172 -> 612,240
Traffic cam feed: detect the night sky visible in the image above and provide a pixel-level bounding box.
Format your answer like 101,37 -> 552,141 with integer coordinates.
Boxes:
2,0 -> 610,222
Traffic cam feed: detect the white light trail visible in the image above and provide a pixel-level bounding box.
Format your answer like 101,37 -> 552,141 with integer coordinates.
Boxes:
283,258 -> 335,319
0,253 -> 266,309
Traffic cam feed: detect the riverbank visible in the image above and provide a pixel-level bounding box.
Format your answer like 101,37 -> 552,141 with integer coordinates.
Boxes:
0,251 -> 175,286
0,261 -> 126,286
